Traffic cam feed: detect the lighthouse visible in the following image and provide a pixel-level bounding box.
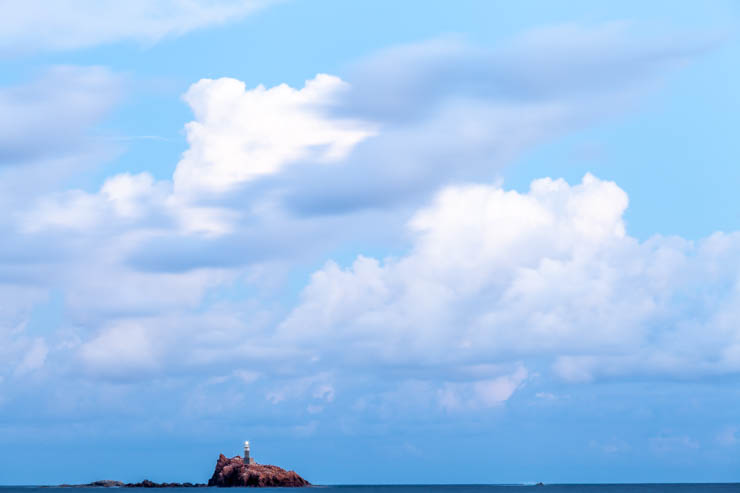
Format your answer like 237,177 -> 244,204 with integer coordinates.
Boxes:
244,441 -> 256,465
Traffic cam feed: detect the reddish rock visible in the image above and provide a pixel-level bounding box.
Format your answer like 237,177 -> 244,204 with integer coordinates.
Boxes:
208,454 -> 310,487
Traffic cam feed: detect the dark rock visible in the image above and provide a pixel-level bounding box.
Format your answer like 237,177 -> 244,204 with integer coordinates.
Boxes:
123,480 -> 206,488
61,479 -> 207,488
58,480 -> 125,488
208,454 -> 310,487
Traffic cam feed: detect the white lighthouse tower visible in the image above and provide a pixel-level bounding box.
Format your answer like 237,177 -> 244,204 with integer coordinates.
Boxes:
244,440 -> 256,465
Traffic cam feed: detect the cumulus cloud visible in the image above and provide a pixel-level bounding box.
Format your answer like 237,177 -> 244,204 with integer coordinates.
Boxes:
23,73 -> 376,238
281,174 -> 740,382
21,172 -> 175,233
174,74 -> 376,197
2,70 -> 380,388
24,170 -> 740,406
0,0 -> 273,55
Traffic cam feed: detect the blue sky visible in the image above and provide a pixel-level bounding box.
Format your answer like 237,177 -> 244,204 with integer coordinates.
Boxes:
2,0 -> 740,485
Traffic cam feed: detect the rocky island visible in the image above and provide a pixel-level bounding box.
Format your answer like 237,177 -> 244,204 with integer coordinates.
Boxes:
58,441 -> 310,488
208,454 -> 309,487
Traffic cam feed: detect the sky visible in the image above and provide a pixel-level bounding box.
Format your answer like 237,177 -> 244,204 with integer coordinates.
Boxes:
1,0 -> 740,486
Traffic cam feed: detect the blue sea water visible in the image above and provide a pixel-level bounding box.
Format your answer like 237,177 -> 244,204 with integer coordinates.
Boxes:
2,486 -> 740,492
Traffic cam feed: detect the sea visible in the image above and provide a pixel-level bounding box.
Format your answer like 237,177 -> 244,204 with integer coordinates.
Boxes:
2,486 -> 740,492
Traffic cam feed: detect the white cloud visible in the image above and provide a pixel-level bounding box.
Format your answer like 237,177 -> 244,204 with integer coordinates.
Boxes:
22,73 -> 376,236
79,322 -> 159,380
0,0 -> 274,55
438,366 -> 528,411
21,169 -> 240,236
26,171 -> 740,393
20,172 -> 172,232
281,174 -> 740,382
22,190 -> 104,232
265,374 -> 335,406
174,74 -> 376,197
2,72 -> 376,388
101,173 -> 165,220
313,384 -> 335,402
